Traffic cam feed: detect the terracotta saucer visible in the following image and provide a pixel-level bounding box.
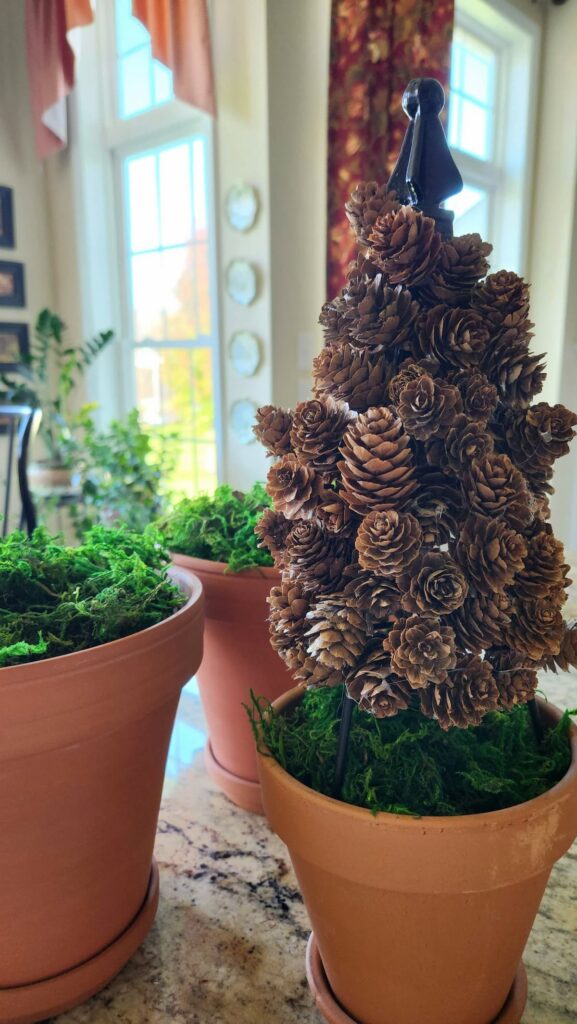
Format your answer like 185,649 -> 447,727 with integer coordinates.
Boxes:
0,862 -> 159,1024
205,739 -> 264,815
305,933 -> 528,1024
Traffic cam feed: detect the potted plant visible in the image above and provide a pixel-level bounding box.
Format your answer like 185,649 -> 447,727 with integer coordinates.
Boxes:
251,80 -> 577,1024
0,308 -> 113,489
0,524 -> 203,1024
156,483 -> 292,813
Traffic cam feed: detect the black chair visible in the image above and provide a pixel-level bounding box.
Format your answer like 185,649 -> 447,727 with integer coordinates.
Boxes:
0,404 -> 41,537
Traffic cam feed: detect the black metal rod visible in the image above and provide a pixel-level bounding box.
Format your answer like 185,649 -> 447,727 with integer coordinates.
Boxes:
528,698 -> 545,744
334,691 -> 355,798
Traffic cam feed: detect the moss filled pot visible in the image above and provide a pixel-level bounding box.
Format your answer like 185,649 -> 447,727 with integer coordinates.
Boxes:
258,687 -> 577,1024
0,529 -> 203,1024
158,484 -> 293,814
172,553 -> 291,813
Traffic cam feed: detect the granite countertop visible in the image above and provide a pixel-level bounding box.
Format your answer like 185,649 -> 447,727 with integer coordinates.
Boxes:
48,664 -> 577,1024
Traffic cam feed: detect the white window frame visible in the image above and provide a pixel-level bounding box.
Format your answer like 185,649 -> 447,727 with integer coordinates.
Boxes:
450,0 -> 541,275
70,1 -> 223,484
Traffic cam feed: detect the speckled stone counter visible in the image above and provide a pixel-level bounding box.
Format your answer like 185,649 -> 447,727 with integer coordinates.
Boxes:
50,667 -> 577,1024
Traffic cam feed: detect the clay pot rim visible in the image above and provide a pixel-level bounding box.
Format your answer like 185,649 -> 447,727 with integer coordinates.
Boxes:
0,564 -> 203,682
260,686 -> 577,831
171,551 -> 279,579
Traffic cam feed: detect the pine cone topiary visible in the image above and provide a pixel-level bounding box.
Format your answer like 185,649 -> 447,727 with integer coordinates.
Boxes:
507,598 -> 565,661
267,455 -> 323,519
414,306 -> 489,369
447,369 -> 499,423
345,181 -> 400,248
455,514 -> 527,595
284,520 -> 349,593
397,375 -> 462,441
290,396 -> 355,475
255,508 -> 292,565
253,405 -> 293,457
397,551 -> 468,615
417,233 -> 493,306
490,651 -> 538,709
355,509 -> 422,577
450,591 -> 512,654
305,594 -> 367,672
385,614 -> 457,687
442,414 -> 495,474
347,646 -> 413,717
342,569 -> 400,619
338,407 -> 417,513
463,453 -> 532,530
368,207 -> 442,285
420,655 -> 499,729
313,342 -> 390,412
268,582 -> 309,669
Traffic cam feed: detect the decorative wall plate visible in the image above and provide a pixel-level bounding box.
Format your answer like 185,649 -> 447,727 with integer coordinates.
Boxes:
230,398 -> 258,444
225,183 -> 259,232
226,260 -> 257,306
228,331 -> 262,377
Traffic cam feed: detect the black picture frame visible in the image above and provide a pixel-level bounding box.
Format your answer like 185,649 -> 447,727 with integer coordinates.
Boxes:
0,322 -> 29,371
0,261 -> 25,308
0,188 -> 15,249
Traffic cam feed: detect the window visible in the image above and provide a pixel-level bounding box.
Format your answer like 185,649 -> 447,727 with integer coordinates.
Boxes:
76,0 -> 221,498
446,0 -> 540,273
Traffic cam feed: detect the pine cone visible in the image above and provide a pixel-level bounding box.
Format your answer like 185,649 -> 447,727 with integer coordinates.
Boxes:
414,306 -> 489,369
482,338 -> 546,409
317,492 -> 358,536
368,207 -> 442,285
448,369 -> 499,423
345,181 -> 400,247
293,648 -> 344,688
313,342 -> 390,413
506,403 -> 577,478
305,594 -> 367,672
507,598 -> 565,661
388,361 -> 430,405
349,283 -> 420,351
417,233 -> 493,306
472,270 -> 531,330
254,508 -> 292,565
347,646 -> 413,717
420,655 -> 499,729
268,582 -> 309,669
450,591 -> 512,654
253,405 -> 293,457
463,453 -> 532,530
385,614 -> 457,687
443,414 -> 495,474
290,396 -> 355,475
410,465 -> 465,546
541,622 -> 577,673
455,514 -> 527,595
355,509 -> 422,576
490,652 -> 538,709
397,375 -> 462,441
515,529 -> 570,602
284,520 -> 349,593
338,407 -> 417,513
342,569 -> 400,619
267,455 -> 323,520
397,551 -> 468,615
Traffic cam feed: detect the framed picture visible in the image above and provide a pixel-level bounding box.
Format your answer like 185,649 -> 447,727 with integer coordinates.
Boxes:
0,322 -> 29,371
0,188 -> 15,249
0,261 -> 25,307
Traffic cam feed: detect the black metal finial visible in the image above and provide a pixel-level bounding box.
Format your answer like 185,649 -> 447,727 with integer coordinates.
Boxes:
388,78 -> 463,238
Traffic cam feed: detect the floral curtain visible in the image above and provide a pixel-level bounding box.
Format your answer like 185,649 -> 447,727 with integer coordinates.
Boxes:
326,0 -> 455,299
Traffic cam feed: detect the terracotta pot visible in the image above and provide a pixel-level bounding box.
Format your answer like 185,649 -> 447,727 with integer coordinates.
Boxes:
172,554 -> 292,814
0,566 -> 203,1024
259,688 -> 577,1024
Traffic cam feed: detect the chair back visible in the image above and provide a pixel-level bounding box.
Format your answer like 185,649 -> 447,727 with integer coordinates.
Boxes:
0,404 -> 41,537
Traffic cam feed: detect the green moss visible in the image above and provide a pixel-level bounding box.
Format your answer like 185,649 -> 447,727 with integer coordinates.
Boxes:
249,686 -> 574,817
156,483 -> 274,573
0,525 -> 183,667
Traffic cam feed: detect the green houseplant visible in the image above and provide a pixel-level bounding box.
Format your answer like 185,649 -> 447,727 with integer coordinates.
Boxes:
1,309 -> 113,486
0,525 -> 203,1024
252,80 -> 577,1024
156,484 -> 292,814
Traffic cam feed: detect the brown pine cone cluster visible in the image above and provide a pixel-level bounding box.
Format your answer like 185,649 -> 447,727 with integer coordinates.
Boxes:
257,179 -> 577,730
